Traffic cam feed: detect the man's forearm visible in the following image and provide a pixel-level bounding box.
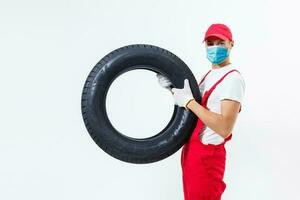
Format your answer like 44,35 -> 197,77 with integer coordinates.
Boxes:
186,99 -> 229,138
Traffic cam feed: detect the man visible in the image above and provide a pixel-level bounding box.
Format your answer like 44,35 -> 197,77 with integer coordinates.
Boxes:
157,23 -> 245,199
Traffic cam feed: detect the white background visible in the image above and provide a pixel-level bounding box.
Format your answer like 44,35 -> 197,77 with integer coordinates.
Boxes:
1,0 -> 299,199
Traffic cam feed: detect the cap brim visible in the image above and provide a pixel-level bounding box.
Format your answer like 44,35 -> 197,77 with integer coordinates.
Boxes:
202,34 -> 229,43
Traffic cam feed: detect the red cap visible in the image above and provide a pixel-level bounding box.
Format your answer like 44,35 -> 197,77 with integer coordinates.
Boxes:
202,23 -> 233,42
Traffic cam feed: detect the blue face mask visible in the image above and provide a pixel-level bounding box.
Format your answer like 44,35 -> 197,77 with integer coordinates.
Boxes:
206,45 -> 229,64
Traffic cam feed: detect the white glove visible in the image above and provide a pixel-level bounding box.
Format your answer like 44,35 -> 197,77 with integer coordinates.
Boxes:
156,73 -> 172,90
171,79 -> 194,109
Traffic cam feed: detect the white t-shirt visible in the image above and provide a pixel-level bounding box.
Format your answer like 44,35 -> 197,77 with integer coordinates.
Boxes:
198,64 -> 246,145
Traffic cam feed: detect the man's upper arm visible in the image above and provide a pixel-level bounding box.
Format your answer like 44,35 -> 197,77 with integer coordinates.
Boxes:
220,99 -> 241,137
219,74 -> 245,137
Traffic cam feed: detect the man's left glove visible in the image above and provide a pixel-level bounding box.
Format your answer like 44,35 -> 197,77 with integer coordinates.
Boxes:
171,79 -> 195,109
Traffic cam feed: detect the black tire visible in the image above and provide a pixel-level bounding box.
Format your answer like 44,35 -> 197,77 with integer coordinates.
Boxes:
81,44 -> 201,164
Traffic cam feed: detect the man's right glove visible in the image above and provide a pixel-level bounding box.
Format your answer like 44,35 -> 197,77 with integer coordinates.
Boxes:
156,73 -> 172,91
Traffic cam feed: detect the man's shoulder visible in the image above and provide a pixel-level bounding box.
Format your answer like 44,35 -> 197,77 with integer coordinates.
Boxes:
222,69 -> 246,89
225,68 -> 245,81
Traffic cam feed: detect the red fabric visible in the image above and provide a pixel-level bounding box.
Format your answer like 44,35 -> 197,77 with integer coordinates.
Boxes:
202,23 -> 233,42
181,69 -> 239,200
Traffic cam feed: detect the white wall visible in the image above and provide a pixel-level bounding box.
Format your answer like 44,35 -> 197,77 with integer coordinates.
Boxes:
1,0 -> 299,199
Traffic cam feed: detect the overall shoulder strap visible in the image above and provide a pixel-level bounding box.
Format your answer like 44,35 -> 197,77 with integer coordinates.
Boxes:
198,69 -> 212,85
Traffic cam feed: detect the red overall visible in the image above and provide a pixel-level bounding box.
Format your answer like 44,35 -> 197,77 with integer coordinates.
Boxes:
181,69 -> 241,200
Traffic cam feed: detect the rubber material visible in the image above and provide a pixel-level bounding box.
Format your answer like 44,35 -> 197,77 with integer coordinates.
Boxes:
81,44 -> 201,164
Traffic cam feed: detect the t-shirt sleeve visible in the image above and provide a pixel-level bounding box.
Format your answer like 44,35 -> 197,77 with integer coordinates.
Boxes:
219,74 -> 245,105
